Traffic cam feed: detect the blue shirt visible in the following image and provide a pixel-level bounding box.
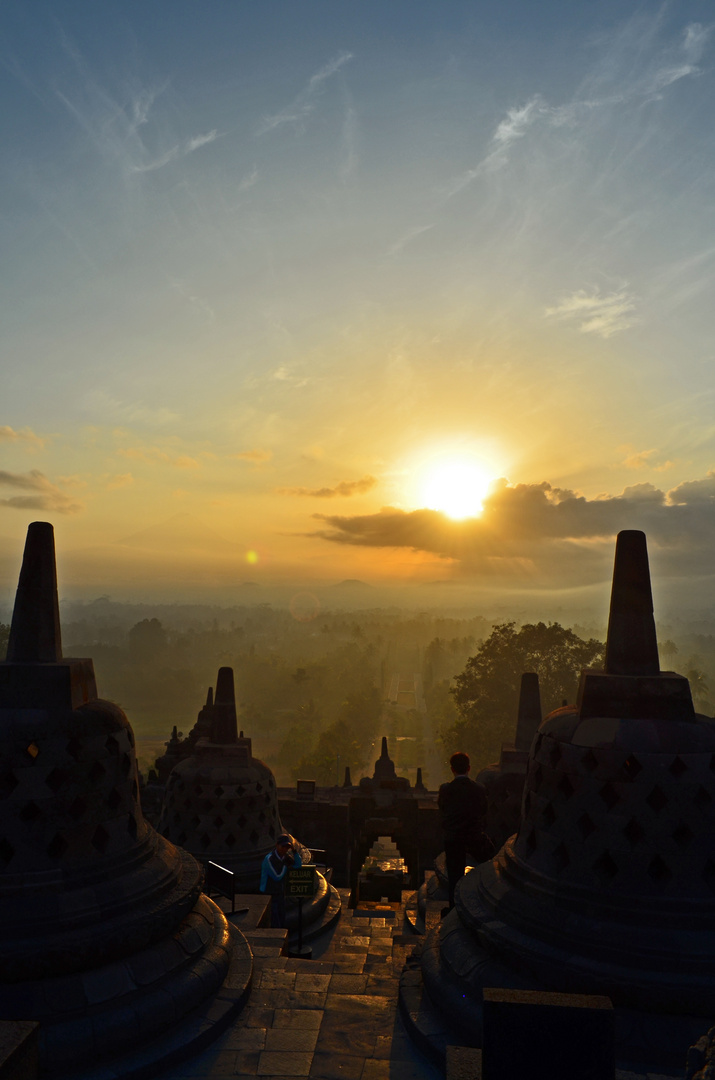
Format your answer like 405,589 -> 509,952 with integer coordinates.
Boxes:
260,847 -> 302,895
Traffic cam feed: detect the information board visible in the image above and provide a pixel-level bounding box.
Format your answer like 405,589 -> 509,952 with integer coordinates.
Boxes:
286,864 -> 317,899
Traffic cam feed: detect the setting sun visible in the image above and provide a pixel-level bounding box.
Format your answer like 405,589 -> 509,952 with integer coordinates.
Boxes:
420,460 -> 493,519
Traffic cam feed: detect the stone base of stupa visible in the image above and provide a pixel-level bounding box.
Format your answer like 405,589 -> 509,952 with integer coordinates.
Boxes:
400,876 -> 712,1073
2,895 -> 253,1078
284,872 -> 342,946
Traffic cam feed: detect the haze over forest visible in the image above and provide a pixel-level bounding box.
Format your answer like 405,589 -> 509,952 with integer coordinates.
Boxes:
3,3 -> 715,784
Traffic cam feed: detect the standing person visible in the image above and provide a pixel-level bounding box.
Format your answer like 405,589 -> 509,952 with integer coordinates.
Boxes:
260,833 -> 302,928
438,751 -> 492,911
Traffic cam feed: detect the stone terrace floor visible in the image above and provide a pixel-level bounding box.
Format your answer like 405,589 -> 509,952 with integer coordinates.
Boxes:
156,889 -> 682,1080
159,893 -> 443,1080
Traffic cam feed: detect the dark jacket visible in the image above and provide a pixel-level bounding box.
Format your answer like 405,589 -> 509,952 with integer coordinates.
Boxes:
438,774 -> 488,840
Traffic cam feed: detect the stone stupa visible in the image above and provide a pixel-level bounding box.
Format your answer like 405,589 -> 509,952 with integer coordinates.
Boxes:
0,523 -> 252,1077
408,530 -> 715,1070
477,671 -> 543,850
158,669 -> 341,938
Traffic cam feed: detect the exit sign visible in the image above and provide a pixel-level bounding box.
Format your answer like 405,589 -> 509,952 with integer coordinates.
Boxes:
286,865 -> 317,899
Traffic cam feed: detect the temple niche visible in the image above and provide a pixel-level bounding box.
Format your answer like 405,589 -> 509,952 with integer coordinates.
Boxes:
0,524 -> 252,1078
404,530 -> 715,1072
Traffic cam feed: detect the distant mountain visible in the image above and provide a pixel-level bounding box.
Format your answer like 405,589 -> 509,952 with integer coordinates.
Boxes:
117,513 -> 238,554
330,579 -> 373,589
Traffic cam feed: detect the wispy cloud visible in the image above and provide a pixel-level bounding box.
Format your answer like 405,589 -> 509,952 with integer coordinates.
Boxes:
50,29 -> 220,182
386,224 -> 436,257
257,50 -> 353,135
117,446 -> 200,469
82,390 -> 180,427
280,476 -> 376,498
271,366 -> 311,388
130,129 -> 219,173
106,472 -> 134,490
445,19 -> 712,198
170,280 -> 216,323
0,425 -> 46,449
0,469 -> 82,514
232,449 -> 272,464
545,287 -> 637,338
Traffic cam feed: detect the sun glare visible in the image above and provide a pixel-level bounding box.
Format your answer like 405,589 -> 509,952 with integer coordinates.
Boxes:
420,460 -> 492,519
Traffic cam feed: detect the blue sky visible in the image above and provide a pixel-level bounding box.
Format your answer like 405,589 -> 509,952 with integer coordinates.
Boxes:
3,2 -> 715,596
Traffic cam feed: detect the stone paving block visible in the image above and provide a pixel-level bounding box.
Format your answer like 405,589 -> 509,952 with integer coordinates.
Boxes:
265,1029 -> 320,1052
263,990 -> 328,1010
366,976 -> 395,994
329,974 -> 369,994
243,1007 -> 275,1028
285,960 -> 335,974
257,1050 -> 314,1075
295,974 -> 332,993
309,1052 -> 366,1078
331,960 -> 365,974
360,1062 -> 392,1080
222,1026 -> 267,1049
260,971 -> 298,990
255,957 -> 289,970
235,1049 -> 262,1074
273,1009 -> 325,1030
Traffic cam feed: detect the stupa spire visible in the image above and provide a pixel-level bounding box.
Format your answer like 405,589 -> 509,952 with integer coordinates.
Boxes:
604,530 -> 660,677
514,673 -> 542,751
6,521 -> 62,663
211,665 -> 238,743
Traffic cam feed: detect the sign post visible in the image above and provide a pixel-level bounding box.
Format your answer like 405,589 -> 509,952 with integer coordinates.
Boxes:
286,865 -> 317,958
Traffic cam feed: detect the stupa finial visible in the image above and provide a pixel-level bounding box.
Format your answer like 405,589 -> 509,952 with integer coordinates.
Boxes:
206,686 -> 214,707
604,530 -> 660,677
515,673 -> 542,751
6,521 -> 62,663
211,666 -> 238,743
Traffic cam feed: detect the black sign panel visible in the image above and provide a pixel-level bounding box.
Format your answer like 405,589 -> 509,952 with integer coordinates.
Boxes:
286,864 -> 317,898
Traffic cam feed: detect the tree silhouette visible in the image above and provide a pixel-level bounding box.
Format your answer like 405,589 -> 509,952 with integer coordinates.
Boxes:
445,622 -> 604,769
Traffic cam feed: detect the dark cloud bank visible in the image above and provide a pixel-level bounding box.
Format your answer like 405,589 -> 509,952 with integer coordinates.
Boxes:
312,476 -> 715,590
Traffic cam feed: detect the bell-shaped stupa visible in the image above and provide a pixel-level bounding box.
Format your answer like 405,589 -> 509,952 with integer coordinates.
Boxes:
413,531 -> 715,1070
158,666 -> 282,890
0,523 -> 251,1077
158,669 -> 342,939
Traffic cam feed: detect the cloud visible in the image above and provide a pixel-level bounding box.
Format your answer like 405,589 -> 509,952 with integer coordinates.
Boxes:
280,476 -> 377,499
308,473 -> 715,586
271,366 -> 310,388
0,425 -> 46,449
117,446 -> 200,469
386,224 -> 436,257
445,18 -> 712,198
545,288 -> 637,338
621,448 -> 656,470
0,469 -> 82,514
232,449 -> 272,464
257,50 -> 353,135
106,472 -> 134,490
130,129 -> 219,173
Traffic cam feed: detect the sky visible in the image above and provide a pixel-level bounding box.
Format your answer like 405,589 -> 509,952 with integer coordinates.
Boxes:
3,1 -> 715,607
